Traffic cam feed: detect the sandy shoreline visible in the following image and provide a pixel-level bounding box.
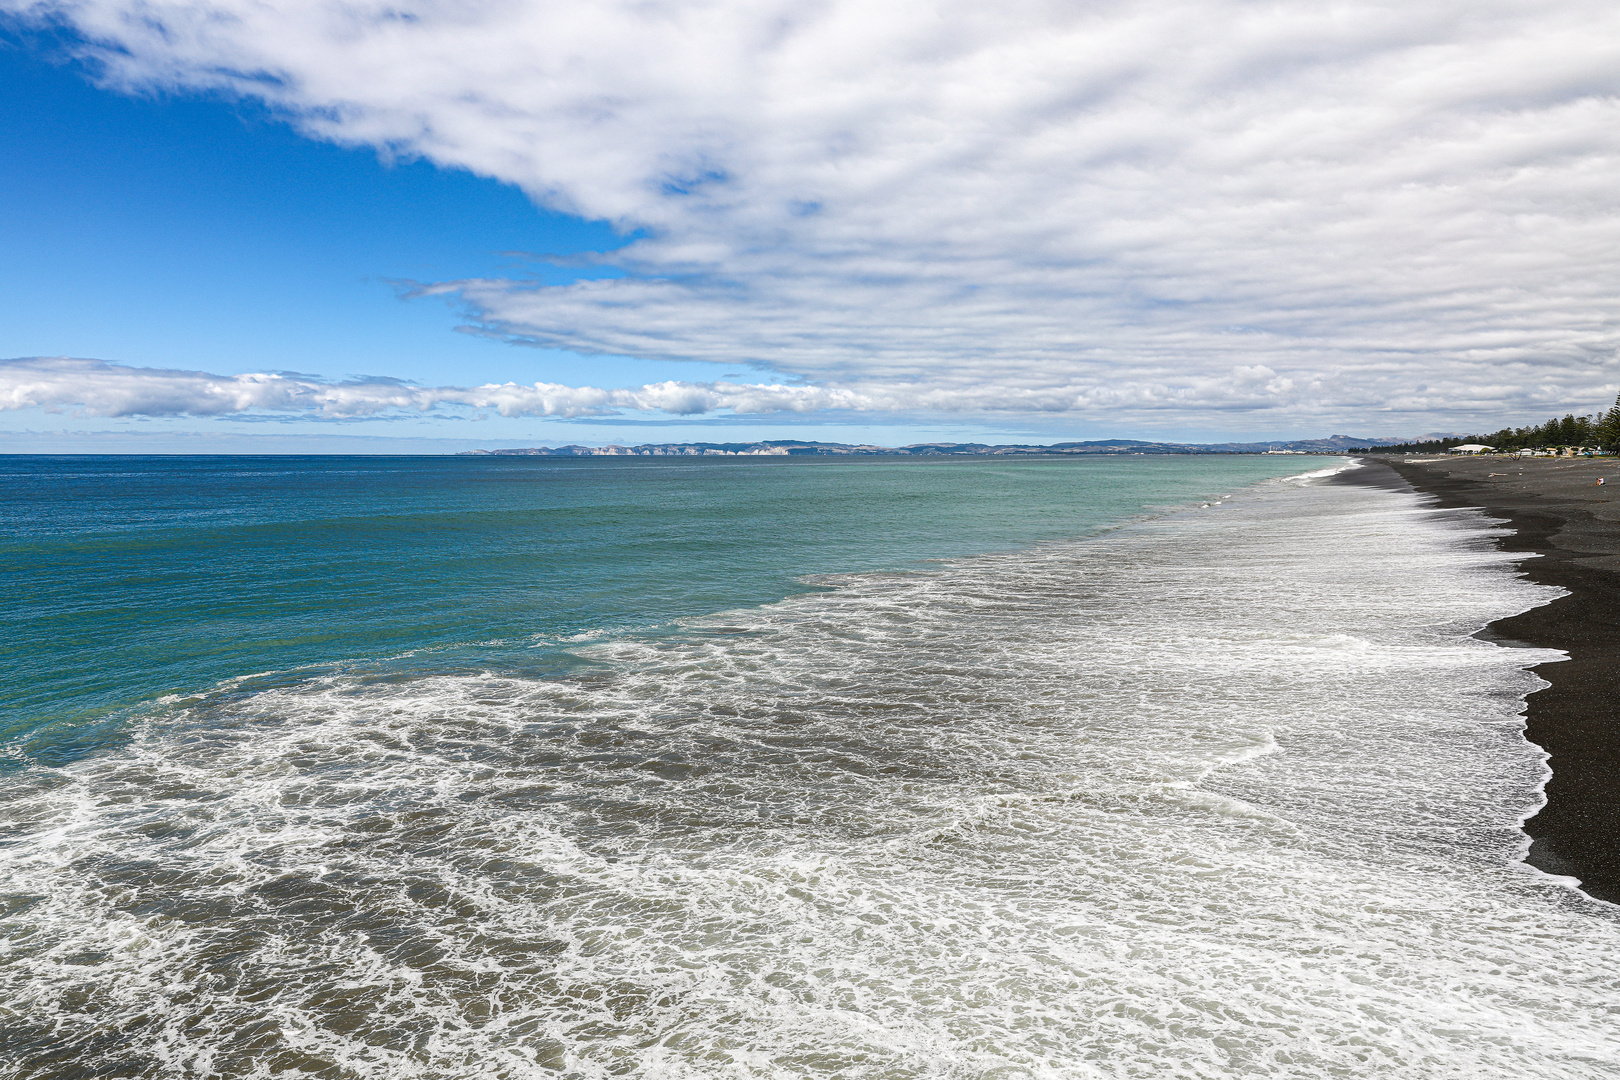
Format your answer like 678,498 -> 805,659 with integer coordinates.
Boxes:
1342,455 -> 1620,903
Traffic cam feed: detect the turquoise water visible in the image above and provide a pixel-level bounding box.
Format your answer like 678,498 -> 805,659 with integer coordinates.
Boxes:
11,453 -> 1620,1080
3,453 -> 1314,756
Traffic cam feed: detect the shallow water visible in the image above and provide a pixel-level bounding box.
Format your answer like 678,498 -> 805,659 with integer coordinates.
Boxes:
3,457 -> 1617,1078
0,453 -> 1318,749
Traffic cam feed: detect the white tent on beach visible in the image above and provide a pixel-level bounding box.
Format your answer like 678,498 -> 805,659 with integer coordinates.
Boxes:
1447,444 -> 1495,454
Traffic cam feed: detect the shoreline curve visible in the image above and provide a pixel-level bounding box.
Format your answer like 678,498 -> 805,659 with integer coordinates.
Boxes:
1338,455 -> 1620,904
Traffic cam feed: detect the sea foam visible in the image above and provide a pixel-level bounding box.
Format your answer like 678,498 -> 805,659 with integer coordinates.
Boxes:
2,470 -> 1615,1079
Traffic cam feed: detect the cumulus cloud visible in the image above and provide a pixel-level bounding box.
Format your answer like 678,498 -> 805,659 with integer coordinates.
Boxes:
6,0 -> 1620,426
1,355 -> 1360,422
0,357 -> 860,419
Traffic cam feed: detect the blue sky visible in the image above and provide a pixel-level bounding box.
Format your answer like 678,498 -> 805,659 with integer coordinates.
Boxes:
0,36 -> 1090,450
0,35 -> 779,449
0,42 -> 645,386
2,1 -> 1618,451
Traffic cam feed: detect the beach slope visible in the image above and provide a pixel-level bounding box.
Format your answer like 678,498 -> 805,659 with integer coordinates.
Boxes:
1349,456 -> 1620,903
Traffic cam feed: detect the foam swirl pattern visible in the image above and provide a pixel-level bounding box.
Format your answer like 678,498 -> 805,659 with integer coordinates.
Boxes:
3,471 -> 1616,1078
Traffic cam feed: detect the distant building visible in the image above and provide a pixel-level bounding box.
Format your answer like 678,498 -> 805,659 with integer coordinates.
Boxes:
1448,444 -> 1494,454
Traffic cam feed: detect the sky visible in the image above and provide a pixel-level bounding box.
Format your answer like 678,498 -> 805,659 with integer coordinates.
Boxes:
2,0 -> 1619,452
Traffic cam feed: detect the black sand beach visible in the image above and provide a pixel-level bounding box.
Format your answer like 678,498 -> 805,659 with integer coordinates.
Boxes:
1344,456 -> 1620,903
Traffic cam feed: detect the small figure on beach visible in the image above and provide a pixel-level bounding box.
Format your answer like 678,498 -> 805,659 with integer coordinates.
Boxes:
1600,477 -> 1607,486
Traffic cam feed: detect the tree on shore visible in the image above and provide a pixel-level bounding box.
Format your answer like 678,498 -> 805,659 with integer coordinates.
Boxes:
1352,394 -> 1620,453
1599,393 -> 1620,452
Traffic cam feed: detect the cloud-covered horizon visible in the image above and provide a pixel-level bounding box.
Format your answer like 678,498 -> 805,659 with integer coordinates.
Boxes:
0,357 -> 850,420
0,355 -> 1373,424
6,0 -> 1620,426
5,356 -> 1613,436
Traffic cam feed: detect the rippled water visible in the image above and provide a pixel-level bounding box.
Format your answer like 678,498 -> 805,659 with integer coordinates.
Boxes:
0,453 -> 1318,747
4,459 -> 1618,1078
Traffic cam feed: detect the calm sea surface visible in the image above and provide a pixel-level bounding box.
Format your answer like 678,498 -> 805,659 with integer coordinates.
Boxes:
3,454 -> 1618,1079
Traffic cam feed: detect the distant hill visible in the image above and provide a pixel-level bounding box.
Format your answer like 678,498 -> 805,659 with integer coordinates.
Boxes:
457,435 -> 1413,457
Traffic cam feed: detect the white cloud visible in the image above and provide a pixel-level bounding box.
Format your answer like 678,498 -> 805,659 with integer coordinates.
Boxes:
1,355 -> 1382,424
6,0 -> 1620,427
0,356 -> 859,418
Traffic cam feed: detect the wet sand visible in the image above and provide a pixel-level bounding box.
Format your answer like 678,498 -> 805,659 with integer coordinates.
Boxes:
1343,455 -> 1620,903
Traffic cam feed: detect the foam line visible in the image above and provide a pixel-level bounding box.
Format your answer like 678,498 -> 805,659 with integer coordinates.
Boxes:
2,475 -> 1614,1078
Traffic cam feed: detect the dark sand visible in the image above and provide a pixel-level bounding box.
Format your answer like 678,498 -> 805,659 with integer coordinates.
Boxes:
1342,456 -> 1620,903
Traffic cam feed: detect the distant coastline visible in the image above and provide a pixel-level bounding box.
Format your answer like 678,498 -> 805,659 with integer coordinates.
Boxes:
458,435 -> 1408,458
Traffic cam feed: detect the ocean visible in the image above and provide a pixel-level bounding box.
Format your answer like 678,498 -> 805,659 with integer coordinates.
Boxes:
2,454 -> 1617,1078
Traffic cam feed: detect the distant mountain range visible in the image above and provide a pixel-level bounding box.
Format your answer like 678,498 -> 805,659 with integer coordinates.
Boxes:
458,434 -> 1428,458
